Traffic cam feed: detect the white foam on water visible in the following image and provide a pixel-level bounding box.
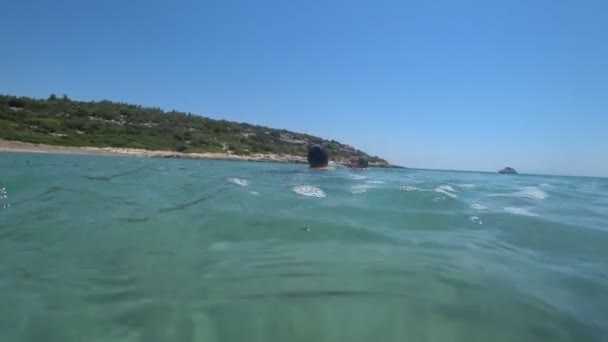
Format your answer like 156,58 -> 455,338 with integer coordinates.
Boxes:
469,216 -> 482,224
228,178 -> 249,187
349,174 -> 367,180
351,184 -> 373,194
0,187 -> 8,209
471,203 -> 488,210
366,180 -> 385,184
516,186 -> 547,200
504,207 -> 539,217
434,185 -> 458,198
539,183 -> 552,188
292,185 -> 326,198
400,186 -> 418,192
455,183 -> 476,189
351,186 -> 367,194
486,193 -> 506,198
249,191 -> 260,196
438,185 -> 456,192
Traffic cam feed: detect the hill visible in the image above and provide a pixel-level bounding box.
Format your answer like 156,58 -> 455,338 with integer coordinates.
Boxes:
0,94 -> 388,164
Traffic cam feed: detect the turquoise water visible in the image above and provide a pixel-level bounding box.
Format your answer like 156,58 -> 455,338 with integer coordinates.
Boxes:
1,152 -> 607,342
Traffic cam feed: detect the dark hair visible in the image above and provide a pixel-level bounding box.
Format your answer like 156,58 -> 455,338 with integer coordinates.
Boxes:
307,145 -> 329,168
357,156 -> 369,168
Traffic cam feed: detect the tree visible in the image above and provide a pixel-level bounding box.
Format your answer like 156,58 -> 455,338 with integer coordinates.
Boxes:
172,132 -> 184,141
7,99 -> 25,108
0,93 -> 389,164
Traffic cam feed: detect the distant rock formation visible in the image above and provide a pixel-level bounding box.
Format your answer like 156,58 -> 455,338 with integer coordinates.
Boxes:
499,167 -> 518,174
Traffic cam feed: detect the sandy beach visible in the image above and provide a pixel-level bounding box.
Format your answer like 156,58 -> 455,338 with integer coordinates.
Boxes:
0,139 -> 307,164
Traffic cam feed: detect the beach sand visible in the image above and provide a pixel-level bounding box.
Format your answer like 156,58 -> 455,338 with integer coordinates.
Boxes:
0,139 -> 307,164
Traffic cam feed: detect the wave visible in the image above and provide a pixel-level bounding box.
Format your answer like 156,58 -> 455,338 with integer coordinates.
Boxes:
351,184 -> 373,194
469,216 -> 482,224
486,186 -> 548,201
455,183 -> 476,189
0,187 -> 9,209
400,186 -> 418,192
292,185 -> 326,198
434,185 -> 458,198
83,164 -> 149,181
159,194 -> 215,213
365,180 -> 385,184
504,207 -> 539,217
516,187 -> 547,200
228,178 -> 249,187
471,204 -> 488,210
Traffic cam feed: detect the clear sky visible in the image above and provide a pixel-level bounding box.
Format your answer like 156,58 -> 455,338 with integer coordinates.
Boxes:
1,0 -> 607,176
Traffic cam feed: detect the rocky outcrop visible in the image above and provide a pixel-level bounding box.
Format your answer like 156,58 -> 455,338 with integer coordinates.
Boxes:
499,167 -> 518,174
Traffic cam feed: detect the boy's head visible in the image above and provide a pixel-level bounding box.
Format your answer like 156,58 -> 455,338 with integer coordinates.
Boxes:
307,145 -> 329,168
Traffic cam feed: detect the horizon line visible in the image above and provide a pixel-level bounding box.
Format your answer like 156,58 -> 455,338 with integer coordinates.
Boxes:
402,166 -> 607,179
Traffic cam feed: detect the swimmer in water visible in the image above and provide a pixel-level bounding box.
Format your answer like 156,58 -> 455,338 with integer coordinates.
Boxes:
307,144 -> 329,169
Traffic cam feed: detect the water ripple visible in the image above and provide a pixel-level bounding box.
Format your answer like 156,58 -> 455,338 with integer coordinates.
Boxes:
83,164 -> 149,181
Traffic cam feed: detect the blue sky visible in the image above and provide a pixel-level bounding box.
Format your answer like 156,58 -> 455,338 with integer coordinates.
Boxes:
1,0 -> 607,176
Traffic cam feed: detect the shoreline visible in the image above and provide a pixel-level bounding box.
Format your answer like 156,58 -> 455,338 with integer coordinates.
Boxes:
0,139 -> 307,164
0,139 -> 401,167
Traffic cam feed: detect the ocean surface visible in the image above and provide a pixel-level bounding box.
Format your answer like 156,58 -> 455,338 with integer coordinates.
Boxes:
1,152 -> 607,342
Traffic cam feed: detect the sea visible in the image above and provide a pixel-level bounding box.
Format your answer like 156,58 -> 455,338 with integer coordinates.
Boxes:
1,152 -> 607,342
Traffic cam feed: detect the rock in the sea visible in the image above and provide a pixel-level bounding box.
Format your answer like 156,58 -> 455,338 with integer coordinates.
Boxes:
499,167 -> 518,174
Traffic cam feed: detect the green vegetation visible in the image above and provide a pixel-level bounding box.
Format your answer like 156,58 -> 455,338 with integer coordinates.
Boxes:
0,94 -> 387,163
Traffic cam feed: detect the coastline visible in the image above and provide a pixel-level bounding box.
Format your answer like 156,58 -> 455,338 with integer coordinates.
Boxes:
0,139 -> 401,167
0,139 -> 307,164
